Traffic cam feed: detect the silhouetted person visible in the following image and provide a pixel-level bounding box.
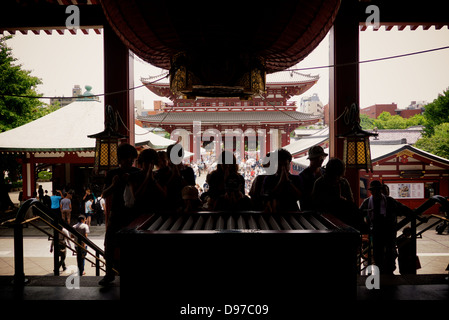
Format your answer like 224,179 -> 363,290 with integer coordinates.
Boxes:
397,227 -> 420,274
38,185 -> 44,202
72,215 -> 89,276
100,143 -> 139,286
43,190 -> 51,208
249,153 -> 270,210
50,227 -> 71,273
214,171 -> 252,211
164,144 -> 196,212
312,158 -> 361,228
262,149 -> 301,212
129,148 -> 166,215
206,150 -> 245,210
360,180 -> 400,274
298,145 -> 327,211
181,185 -> 202,213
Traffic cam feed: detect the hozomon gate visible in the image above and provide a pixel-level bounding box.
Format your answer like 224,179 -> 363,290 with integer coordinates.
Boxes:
138,71 -> 321,162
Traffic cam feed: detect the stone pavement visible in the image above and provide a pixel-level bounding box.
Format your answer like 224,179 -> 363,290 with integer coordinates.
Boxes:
0,221 -> 107,277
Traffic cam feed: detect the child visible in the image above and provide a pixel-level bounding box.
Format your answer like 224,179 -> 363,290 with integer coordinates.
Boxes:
397,227 -> 420,274
50,227 -> 72,272
72,215 -> 90,276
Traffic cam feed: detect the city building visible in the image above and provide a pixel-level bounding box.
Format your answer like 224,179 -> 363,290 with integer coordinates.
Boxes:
299,93 -> 324,116
49,85 -> 99,107
361,103 -> 398,118
361,101 -> 425,119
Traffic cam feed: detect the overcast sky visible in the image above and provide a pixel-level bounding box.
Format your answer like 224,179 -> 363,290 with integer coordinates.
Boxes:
5,26 -> 449,110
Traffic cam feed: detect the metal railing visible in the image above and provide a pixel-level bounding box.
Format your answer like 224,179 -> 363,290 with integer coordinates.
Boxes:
5,198 -> 115,284
358,195 -> 449,273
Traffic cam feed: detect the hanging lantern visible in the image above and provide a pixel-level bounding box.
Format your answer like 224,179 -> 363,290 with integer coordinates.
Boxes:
88,105 -> 127,176
338,103 -> 378,172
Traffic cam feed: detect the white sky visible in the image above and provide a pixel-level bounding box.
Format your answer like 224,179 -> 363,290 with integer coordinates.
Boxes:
5,26 -> 449,110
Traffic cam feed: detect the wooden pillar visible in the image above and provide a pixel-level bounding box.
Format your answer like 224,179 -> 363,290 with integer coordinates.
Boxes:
265,128 -> 271,154
239,132 -> 245,162
329,0 -> 361,204
103,24 -> 135,145
21,154 -> 36,200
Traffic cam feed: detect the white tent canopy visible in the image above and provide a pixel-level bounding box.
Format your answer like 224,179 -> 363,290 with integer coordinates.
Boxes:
0,99 -> 176,151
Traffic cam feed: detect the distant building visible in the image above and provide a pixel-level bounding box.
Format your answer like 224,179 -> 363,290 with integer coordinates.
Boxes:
50,85 -> 98,107
361,101 -> 425,119
361,103 -> 398,118
400,100 -> 426,118
135,99 -> 166,117
299,93 -> 324,116
399,108 -> 424,118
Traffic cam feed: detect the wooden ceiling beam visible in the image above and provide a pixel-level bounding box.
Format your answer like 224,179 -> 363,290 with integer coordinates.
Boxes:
0,3 -> 104,33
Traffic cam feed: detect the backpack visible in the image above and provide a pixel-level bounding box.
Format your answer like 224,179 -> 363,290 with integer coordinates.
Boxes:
93,197 -> 104,214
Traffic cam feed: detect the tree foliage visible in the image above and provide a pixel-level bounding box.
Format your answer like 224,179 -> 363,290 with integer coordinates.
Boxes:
421,88 -> 449,136
0,35 -> 52,132
360,112 -> 425,130
0,35 -> 60,187
415,122 -> 449,159
413,89 -> 449,159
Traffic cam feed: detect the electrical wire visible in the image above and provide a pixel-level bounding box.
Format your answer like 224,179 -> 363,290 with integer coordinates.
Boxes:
0,73 -> 168,100
289,45 -> 449,72
1,44 -> 448,100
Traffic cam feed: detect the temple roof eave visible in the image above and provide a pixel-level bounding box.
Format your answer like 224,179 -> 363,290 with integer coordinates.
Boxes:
141,70 -> 320,99
138,117 -> 321,130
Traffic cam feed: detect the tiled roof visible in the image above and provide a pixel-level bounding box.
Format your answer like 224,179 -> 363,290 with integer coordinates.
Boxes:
284,128 -> 329,156
369,127 -> 423,145
0,100 -> 175,152
138,111 -> 320,124
141,70 -> 319,86
266,70 -> 319,84
292,143 -> 449,169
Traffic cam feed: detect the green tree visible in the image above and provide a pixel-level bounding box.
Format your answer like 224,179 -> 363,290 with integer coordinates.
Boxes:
0,35 -> 48,132
373,112 -> 407,129
405,114 -> 425,127
0,35 -> 59,203
421,88 -> 449,136
360,114 -> 375,130
415,122 -> 449,159
361,112 -> 424,130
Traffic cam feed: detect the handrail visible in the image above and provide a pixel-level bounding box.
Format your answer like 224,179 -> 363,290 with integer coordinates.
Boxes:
358,195 -> 449,273
33,216 -> 108,270
16,198 -> 104,255
11,198 -> 114,283
24,216 -> 109,274
396,195 -> 448,231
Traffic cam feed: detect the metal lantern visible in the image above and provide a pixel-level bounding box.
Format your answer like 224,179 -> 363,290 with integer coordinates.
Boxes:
341,129 -> 376,172
338,103 -> 378,172
88,105 -> 127,175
